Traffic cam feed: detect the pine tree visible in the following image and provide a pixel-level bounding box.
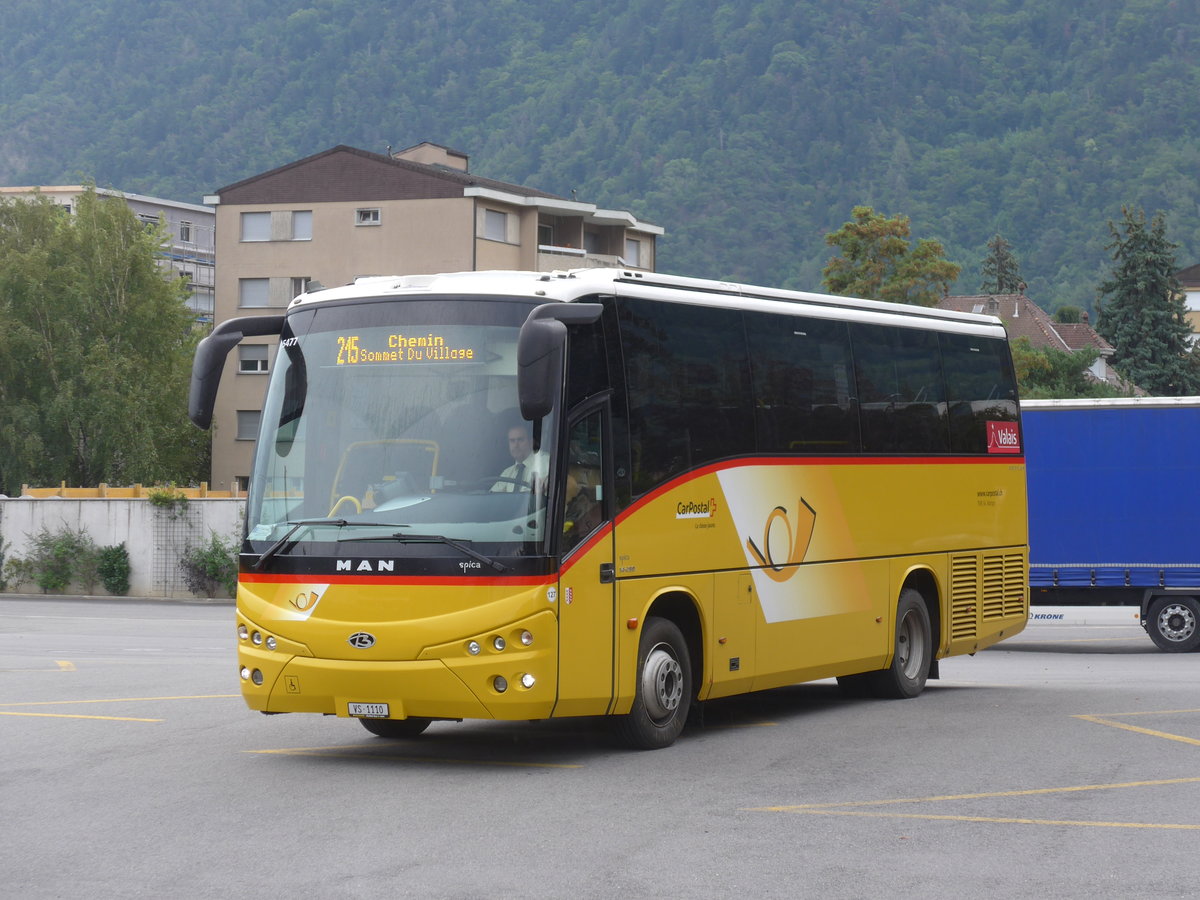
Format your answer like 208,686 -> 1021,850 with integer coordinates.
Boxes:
822,206 -> 960,306
1095,207 -> 1198,396
980,234 -> 1024,294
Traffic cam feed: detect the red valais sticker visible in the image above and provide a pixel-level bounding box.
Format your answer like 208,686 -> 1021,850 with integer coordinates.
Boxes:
986,420 -> 1021,454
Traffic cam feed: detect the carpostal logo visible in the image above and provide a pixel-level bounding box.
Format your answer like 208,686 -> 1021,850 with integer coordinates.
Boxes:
676,498 -> 717,520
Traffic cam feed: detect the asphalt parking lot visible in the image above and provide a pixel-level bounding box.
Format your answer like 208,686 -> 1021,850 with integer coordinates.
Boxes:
3,597 -> 1199,899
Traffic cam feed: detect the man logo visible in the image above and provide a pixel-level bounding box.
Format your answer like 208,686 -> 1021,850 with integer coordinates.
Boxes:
347,632 -> 376,649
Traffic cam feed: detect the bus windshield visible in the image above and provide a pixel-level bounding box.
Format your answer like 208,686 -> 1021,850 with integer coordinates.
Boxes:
245,296 -> 556,556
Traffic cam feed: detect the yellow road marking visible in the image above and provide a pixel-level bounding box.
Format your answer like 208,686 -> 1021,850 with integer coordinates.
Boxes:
0,694 -> 238,707
246,746 -> 582,769
785,810 -> 1200,830
55,660 -> 76,671
749,776 -> 1200,830
1074,709 -> 1200,748
0,711 -> 161,722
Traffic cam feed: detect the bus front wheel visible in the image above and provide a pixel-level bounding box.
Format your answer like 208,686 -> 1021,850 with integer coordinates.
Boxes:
358,716 -> 432,738
616,617 -> 693,750
838,588 -> 932,699
1146,596 -> 1200,652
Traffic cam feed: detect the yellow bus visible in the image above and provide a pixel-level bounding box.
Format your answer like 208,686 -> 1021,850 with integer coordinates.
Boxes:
190,268 -> 1027,749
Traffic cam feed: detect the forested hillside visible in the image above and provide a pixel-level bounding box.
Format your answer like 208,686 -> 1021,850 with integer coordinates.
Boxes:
3,0 -> 1198,312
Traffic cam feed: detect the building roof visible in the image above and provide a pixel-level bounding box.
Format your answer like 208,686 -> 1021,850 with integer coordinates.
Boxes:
207,144 -> 663,234
938,293 -> 1113,355
1175,263 -> 1200,287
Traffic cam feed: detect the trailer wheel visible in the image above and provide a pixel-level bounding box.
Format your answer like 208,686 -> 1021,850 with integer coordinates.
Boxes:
1146,596 -> 1200,652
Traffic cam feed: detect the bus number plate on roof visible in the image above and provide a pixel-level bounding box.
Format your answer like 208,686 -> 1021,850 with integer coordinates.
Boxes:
348,702 -> 389,719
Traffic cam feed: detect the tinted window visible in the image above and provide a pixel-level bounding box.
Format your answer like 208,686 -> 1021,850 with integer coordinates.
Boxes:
619,299 -> 753,495
850,323 -> 950,454
746,314 -> 859,453
940,333 -> 1020,453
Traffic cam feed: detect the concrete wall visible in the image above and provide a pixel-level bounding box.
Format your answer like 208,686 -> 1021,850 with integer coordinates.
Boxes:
0,499 -> 244,598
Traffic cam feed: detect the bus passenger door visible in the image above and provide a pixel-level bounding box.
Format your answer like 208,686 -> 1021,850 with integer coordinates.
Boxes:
553,405 -> 615,717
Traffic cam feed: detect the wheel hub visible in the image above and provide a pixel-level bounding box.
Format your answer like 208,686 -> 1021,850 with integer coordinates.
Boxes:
641,644 -> 684,722
1157,603 -> 1197,642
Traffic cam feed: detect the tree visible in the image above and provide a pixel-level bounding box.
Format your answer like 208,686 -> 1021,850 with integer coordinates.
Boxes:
822,206 -> 960,306
980,234 -> 1024,294
1009,338 -> 1124,400
1095,207 -> 1198,396
0,187 -> 208,495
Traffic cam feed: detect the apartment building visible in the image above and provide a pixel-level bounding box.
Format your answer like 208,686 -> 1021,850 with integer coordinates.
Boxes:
203,142 -> 663,491
0,186 -> 216,323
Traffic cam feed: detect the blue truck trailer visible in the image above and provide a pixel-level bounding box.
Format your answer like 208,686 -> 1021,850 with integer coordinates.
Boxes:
1023,397 -> 1200,651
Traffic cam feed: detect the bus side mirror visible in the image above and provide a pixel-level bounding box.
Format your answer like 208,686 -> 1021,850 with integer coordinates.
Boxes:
189,315 -> 284,429
517,303 -> 602,420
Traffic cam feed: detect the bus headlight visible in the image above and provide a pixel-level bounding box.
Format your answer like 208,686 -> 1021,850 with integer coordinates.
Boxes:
238,625 -> 249,640
466,640 -> 481,655
493,675 -> 508,693
520,673 -> 536,689
493,636 -> 506,651
520,630 -> 534,646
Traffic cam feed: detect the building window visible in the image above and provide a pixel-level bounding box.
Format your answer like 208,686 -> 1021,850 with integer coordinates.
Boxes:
236,410 -> 261,440
483,208 -> 509,242
356,208 -> 381,226
625,238 -> 642,267
240,212 -> 271,242
291,276 -> 310,298
180,220 -> 193,243
292,210 -> 312,240
239,278 -> 270,308
238,345 -> 269,374
538,223 -> 554,246
235,475 -> 250,493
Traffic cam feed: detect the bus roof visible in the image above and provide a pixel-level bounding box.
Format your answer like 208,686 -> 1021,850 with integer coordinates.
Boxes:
290,268 -> 1007,337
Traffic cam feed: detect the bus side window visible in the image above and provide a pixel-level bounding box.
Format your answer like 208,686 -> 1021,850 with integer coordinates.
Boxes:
562,410 -> 605,554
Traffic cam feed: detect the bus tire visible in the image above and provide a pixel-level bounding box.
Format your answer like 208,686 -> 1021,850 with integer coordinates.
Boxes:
615,617 -> 692,750
1146,596 -> 1200,652
838,588 -> 932,699
358,716 -> 432,738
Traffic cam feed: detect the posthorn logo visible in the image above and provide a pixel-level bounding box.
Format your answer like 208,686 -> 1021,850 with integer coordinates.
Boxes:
347,632 -> 376,649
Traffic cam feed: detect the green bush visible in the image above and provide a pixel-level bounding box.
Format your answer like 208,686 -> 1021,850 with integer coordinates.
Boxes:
22,526 -> 97,593
180,532 -> 238,598
98,543 -> 132,595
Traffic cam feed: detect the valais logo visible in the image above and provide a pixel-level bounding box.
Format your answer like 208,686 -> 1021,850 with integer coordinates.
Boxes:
987,421 -> 1021,454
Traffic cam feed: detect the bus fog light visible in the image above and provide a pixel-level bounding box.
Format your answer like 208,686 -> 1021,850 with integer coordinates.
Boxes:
251,669 -> 264,686
251,631 -> 263,646
493,636 -> 506,651
265,636 -> 277,651
520,630 -> 533,646
520,673 -> 536,689
467,640 -> 480,655
493,675 -> 508,693
238,625 -> 249,640
240,667 -> 251,680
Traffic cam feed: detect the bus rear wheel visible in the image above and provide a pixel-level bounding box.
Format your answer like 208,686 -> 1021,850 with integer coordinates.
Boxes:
1146,596 -> 1200,652
615,617 -> 693,750
838,588 -> 932,699
358,716 -> 432,738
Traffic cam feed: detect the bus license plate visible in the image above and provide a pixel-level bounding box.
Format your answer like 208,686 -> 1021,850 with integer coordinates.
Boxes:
348,702 -> 389,718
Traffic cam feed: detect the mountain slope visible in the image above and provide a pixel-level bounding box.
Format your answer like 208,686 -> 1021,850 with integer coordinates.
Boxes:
2,0 -> 1197,312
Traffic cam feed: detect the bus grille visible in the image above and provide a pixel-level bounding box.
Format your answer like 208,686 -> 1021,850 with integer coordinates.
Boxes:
951,551 -> 1027,640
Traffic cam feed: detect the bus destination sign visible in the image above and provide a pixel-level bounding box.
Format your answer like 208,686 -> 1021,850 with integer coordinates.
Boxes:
335,332 -> 477,366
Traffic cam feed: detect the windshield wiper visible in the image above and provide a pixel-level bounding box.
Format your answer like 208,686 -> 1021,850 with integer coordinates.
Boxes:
253,518 -> 399,571
346,532 -> 510,572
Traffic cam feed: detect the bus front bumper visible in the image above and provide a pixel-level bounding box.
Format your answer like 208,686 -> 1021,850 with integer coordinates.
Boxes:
237,638 -> 558,722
